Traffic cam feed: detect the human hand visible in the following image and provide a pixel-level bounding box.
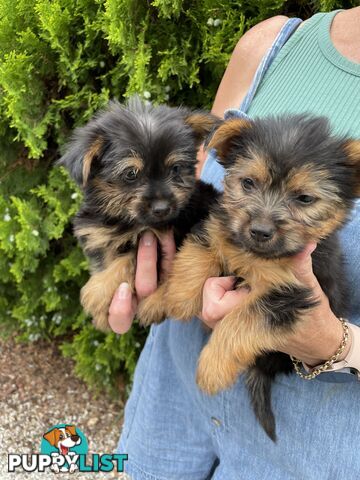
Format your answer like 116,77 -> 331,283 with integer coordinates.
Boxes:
108,230 -> 176,334
201,276 -> 250,329
279,243 -> 351,366
200,243 -> 351,366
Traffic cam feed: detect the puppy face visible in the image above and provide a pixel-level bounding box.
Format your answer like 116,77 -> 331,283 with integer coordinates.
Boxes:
60,97 -> 218,228
43,425 -> 81,454
209,115 -> 360,258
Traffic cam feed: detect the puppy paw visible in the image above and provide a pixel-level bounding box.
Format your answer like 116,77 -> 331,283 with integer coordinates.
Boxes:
196,345 -> 240,395
69,463 -> 78,473
196,363 -> 224,396
137,296 -> 166,326
51,464 -> 60,474
80,280 -> 114,332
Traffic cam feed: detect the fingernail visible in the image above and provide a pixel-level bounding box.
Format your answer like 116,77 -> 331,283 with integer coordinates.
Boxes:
118,282 -> 131,299
142,231 -> 154,247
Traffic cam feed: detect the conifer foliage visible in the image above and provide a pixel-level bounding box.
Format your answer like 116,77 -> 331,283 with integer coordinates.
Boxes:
0,0 -> 355,390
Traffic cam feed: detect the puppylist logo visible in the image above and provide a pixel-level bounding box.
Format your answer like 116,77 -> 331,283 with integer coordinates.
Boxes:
8,424 -> 128,474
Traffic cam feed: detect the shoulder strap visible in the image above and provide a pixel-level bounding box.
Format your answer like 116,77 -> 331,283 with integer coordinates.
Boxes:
239,17 -> 303,113
201,18 -> 303,189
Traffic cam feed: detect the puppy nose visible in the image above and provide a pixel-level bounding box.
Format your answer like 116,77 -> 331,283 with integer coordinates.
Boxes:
71,435 -> 80,442
151,200 -> 171,217
250,225 -> 275,242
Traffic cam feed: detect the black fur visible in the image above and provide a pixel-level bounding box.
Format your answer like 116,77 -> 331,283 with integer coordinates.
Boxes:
260,285 -> 320,329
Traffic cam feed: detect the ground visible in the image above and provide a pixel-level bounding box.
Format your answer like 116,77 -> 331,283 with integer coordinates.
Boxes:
0,336 -> 130,479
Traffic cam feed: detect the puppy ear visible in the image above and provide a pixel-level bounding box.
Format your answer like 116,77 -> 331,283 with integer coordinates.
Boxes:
65,425 -> 77,436
43,428 -> 58,446
184,112 -> 220,145
58,132 -> 104,188
207,118 -> 252,167
344,139 -> 360,196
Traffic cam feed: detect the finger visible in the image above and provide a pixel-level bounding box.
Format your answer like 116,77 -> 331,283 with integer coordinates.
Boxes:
202,276 -> 236,311
158,230 -> 176,280
291,242 -> 319,290
108,282 -> 137,334
202,276 -> 249,328
135,231 -> 158,299
202,287 -> 250,328
208,275 -> 237,292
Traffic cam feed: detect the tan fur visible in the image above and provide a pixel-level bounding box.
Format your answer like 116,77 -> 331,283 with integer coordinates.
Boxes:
83,138 -> 103,187
208,216 -> 298,287
172,184 -> 195,207
76,221 -> 165,328
81,253 -> 136,331
165,152 -> 188,167
110,155 -> 144,176
344,139 -> 360,161
306,209 -> 347,238
138,284 -> 168,327
90,178 -> 142,219
139,214 -> 315,395
138,240 -> 221,326
75,224 -> 118,254
287,166 -> 340,202
344,139 -> 360,195
196,304 -> 292,394
185,113 -> 218,139
208,118 -> 252,160
230,150 -> 271,185
75,224 -> 137,258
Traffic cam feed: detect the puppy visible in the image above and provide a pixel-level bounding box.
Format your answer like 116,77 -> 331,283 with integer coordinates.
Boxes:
60,97 -> 218,331
138,114 -> 360,440
43,425 -> 81,473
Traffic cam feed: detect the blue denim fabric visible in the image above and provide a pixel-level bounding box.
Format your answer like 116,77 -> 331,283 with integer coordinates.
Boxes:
117,17 -> 360,479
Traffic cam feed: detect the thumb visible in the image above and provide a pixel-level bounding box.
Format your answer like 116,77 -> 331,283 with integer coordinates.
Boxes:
213,276 -> 238,292
291,242 -> 319,289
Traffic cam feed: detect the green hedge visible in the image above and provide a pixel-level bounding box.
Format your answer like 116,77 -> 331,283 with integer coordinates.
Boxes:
0,0 -> 356,392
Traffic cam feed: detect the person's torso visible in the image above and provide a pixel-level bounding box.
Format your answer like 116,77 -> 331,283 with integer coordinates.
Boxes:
247,11 -> 360,138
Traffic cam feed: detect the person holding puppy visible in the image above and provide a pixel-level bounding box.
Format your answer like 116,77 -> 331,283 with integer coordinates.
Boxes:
111,7 -> 360,479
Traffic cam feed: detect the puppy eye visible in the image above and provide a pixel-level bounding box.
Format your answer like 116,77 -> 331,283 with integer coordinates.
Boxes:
124,168 -> 139,182
59,435 -> 64,440
296,194 -> 316,205
241,178 -> 255,192
171,164 -> 182,175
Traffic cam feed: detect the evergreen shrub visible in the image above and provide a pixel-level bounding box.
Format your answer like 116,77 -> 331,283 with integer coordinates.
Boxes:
0,0 -> 356,391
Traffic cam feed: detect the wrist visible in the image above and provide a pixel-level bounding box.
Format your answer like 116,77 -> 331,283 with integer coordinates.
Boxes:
313,322 -> 360,369
292,318 -> 352,380
290,313 -> 349,367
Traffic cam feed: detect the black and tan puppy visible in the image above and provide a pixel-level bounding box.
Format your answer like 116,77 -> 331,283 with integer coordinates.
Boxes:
138,114 -> 360,440
60,97 -> 219,331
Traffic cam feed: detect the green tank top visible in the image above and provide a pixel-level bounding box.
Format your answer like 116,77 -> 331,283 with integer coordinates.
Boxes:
248,11 -> 360,137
